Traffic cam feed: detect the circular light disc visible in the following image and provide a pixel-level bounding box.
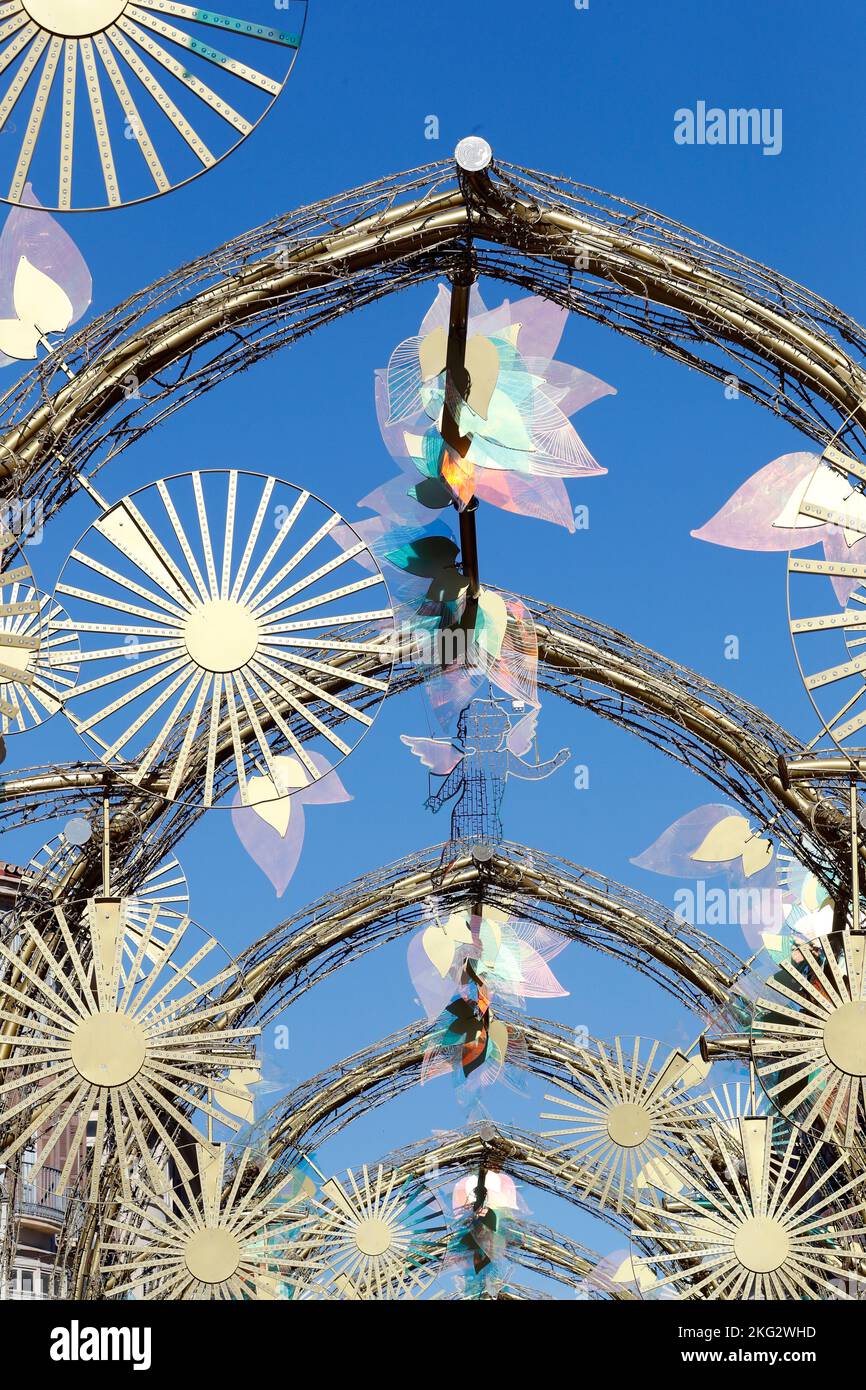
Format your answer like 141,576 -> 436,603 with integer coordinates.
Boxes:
823,1000 -> 866,1076
454,136 -> 493,172
70,1011 -> 146,1086
184,1228 -> 242,1285
23,1 -> 127,36
354,1218 -> 393,1257
184,600 -> 259,674
606,1101 -> 653,1148
733,1217 -> 790,1274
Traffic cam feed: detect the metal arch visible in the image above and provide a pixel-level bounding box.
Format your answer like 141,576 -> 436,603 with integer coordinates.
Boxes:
10,156 -> 866,1303
233,841 -> 744,1021
0,592 -> 847,892
515,1222 -> 637,1299
4,845 -> 741,1240
0,156 -> 865,512
87,1017 -> 647,1295
252,1015 -> 630,1159
529,596 -> 847,890
380,1125 -> 641,1240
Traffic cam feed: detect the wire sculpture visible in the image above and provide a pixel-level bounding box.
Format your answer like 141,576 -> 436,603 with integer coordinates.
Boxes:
3,149 -> 866,1302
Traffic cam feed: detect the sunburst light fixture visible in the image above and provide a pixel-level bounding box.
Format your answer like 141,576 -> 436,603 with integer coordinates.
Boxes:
301,1163 -> 449,1300
17,825 -> 188,924
0,1 -> 307,210
53,470 -> 396,808
633,1115 -> 866,1299
540,1037 -> 711,1213
101,1143 -> 316,1300
0,584 -> 79,732
0,523 -> 70,732
750,930 -> 866,1148
0,898 -> 259,1202
15,830 -> 189,980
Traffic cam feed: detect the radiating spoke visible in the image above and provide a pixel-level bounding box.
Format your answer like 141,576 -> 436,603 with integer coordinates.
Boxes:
107,24 -> 214,167
9,31 -> 61,202
59,471 -> 393,807
79,35 -> 120,205
115,15 -> 250,132
94,31 -> 169,193
0,2 -> 304,208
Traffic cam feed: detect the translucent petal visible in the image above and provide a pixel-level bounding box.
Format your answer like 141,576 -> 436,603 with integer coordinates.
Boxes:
631,803 -> 744,878
691,452 -> 823,550
0,184 -> 90,327
13,256 -> 73,335
231,796 -> 306,897
399,733 -> 464,774
0,317 -> 39,360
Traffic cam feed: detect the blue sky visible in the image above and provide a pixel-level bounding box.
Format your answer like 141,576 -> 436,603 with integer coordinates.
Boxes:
2,0 -> 864,1291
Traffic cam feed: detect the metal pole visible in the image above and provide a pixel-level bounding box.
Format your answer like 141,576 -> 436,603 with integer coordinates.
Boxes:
102,789 -> 111,898
851,780 -> 861,932
441,270 -> 482,611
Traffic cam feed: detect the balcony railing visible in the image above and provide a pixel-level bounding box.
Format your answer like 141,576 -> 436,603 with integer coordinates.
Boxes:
16,1163 -> 67,1222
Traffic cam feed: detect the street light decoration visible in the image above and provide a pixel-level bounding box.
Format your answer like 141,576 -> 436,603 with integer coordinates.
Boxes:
101,1143 -> 316,1300
0,1 -> 307,210
541,1037 -> 711,1214
300,1163 -> 448,1300
633,1115 -> 866,1299
750,930 -> 866,1149
54,470 -> 395,809
0,898 -> 259,1202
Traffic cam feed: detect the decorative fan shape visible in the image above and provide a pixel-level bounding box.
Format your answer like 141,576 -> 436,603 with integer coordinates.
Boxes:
445,1199 -> 513,1297
750,930 -> 866,1148
784,447 -> 866,749
422,993 -> 527,1098
54,471 -> 395,808
633,1116 -> 866,1299
0,898 -> 259,1202
409,902 -> 568,1021
302,1164 -> 448,1300
540,1037 -> 710,1213
101,1144 -> 316,1300
0,1 -> 307,210
0,584 -> 78,732
0,522 -> 44,724
373,374 -> 578,531
15,828 -> 188,980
